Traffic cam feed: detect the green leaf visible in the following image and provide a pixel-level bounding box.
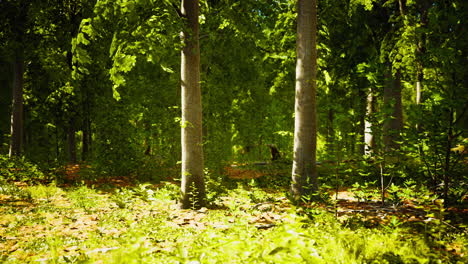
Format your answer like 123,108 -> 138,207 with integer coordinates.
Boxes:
161,64 -> 174,73
112,85 -> 121,101
323,70 -> 331,85
269,246 -> 287,255
77,32 -> 90,45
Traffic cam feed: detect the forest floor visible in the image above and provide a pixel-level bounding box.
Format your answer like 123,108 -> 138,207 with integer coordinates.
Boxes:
0,165 -> 467,263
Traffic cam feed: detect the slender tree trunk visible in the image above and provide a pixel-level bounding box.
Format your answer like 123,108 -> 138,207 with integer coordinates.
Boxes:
143,121 -> 152,156
291,0 -> 318,201
326,108 -> 334,153
358,84 -> 366,155
9,54 -> 24,158
443,108 -> 454,206
415,0 -> 429,107
383,64 -> 403,152
415,0 -> 428,105
415,75 -> 422,105
55,115 -> 60,160
180,0 -> 206,209
67,119 -> 77,164
82,117 -> 90,161
364,87 -> 375,155
81,91 -> 92,161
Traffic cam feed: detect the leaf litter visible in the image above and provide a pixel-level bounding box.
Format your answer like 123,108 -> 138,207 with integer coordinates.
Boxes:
0,176 -> 467,262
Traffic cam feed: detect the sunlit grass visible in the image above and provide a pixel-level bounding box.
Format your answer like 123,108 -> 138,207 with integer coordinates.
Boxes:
0,181 -> 466,263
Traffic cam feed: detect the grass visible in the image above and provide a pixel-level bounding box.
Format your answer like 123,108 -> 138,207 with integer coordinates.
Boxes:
0,177 -> 467,263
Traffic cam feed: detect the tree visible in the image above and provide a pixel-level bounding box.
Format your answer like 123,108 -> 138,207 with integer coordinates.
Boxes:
4,0 -> 30,158
291,0 -> 318,201
364,87 -> 376,155
382,63 -> 403,152
9,50 -> 24,157
415,0 -> 430,106
180,0 -> 206,209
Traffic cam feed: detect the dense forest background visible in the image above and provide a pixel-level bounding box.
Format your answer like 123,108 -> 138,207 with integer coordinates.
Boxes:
1,0 -> 466,204
1,0 -> 467,262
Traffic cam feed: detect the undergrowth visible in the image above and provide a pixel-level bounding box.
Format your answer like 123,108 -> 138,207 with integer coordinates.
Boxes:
0,178 -> 466,264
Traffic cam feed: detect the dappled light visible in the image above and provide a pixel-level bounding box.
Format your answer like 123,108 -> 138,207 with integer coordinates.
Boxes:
1,0 -> 467,263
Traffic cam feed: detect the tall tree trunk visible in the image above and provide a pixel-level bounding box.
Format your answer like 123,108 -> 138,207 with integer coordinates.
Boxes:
180,0 -> 206,209
364,87 -> 375,155
415,73 -> 422,105
415,0 -> 429,106
443,108 -> 454,207
67,119 -> 77,164
383,64 -> 403,152
82,117 -> 90,161
358,84 -> 366,155
81,86 -> 92,161
9,54 -> 24,158
291,0 -> 318,201
326,108 -> 335,153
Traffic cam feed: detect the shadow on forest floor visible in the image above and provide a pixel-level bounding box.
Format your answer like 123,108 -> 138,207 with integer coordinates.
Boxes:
1,163 -> 467,262
56,163 -> 468,229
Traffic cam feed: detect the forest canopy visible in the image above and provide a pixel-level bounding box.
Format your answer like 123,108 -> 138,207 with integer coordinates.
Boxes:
0,0 -> 467,262
1,0 -> 466,201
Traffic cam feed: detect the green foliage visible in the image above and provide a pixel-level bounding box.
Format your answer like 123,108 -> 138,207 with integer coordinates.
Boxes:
0,180 -> 32,201
0,154 -> 49,182
350,181 -> 379,203
67,185 -> 103,212
204,167 -> 229,204
1,179 -> 466,263
0,2 -> 467,263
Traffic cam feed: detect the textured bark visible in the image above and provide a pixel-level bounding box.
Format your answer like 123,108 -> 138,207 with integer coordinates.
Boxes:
415,79 -> 422,105
364,88 -> 375,155
9,56 -> 24,157
180,0 -> 206,209
291,0 -> 318,201
358,84 -> 366,155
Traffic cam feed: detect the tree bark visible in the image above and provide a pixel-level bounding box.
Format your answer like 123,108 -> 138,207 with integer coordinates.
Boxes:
443,108 -> 454,207
383,64 -> 403,152
364,87 -> 375,155
358,84 -> 366,155
180,0 -> 206,209
291,0 -> 318,201
82,115 -> 90,161
326,108 -> 335,153
9,54 -> 24,158
415,0 -> 429,106
68,119 -> 77,164
80,79 -> 92,161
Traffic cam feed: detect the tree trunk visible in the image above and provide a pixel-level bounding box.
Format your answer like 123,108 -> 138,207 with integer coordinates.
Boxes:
358,84 -> 366,155
180,0 -> 206,209
82,117 -> 90,161
326,108 -> 335,153
68,119 -> 77,164
415,0 -> 429,106
9,55 -> 24,158
443,108 -> 454,207
415,76 -> 422,105
383,65 -> 403,152
291,0 -> 318,201
81,89 -> 92,161
364,87 -> 375,155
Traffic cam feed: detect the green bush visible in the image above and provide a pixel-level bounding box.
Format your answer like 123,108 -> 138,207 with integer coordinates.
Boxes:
0,154 -> 49,182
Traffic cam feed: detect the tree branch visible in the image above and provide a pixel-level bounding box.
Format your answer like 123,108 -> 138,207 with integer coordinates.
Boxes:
172,3 -> 185,18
